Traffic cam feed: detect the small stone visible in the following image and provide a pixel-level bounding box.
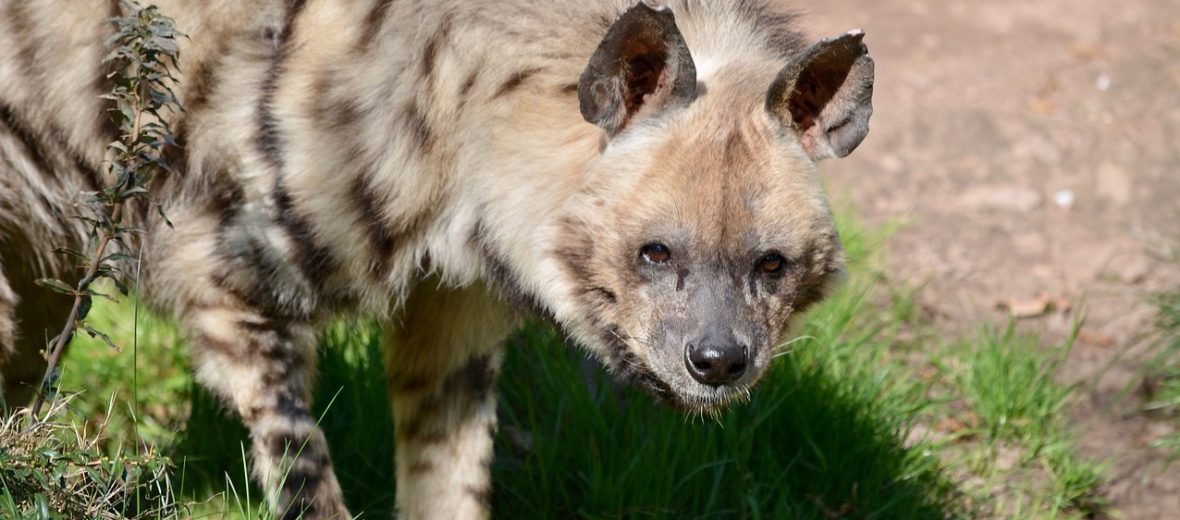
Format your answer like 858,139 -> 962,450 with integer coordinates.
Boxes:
1054,189 -> 1075,208
1096,74 -> 1111,92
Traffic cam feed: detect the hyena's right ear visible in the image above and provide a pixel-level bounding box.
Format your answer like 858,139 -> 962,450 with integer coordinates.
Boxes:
578,2 -> 697,135
766,30 -> 875,161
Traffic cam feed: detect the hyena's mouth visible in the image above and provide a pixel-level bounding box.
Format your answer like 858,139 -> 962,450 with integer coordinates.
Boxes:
603,327 -> 676,401
603,328 -> 753,414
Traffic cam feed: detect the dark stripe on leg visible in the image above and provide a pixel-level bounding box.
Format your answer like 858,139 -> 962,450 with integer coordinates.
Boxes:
464,484 -> 492,509
397,354 -> 497,443
183,40 -> 231,115
255,1 -> 340,299
460,71 -> 479,98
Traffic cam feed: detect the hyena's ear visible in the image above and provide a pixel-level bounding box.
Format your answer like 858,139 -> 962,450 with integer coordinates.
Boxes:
578,2 -> 697,135
766,30 -> 875,161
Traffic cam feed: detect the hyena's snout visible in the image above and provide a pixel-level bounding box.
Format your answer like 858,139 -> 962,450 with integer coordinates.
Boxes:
684,323 -> 748,386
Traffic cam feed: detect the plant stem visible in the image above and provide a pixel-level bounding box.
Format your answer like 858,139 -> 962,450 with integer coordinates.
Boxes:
30,79 -> 143,422
30,202 -> 125,422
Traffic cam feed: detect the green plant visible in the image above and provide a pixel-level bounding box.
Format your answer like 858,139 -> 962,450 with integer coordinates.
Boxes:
29,0 -> 182,420
929,322 -> 1109,519
953,324 -> 1074,450
1146,277 -> 1180,455
0,2 -> 186,516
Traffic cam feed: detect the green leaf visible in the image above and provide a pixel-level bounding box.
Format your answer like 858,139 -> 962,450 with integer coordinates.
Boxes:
34,493 -> 49,520
101,252 -> 137,263
35,278 -> 76,296
76,294 -> 93,320
155,202 -> 173,227
120,186 -> 150,198
88,290 -> 117,303
111,274 -> 131,295
53,247 -> 89,263
82,324 -> 121,352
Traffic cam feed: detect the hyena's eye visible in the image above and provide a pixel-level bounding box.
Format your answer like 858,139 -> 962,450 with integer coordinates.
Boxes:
640,243 -> 672,264
757,252 -> 787,276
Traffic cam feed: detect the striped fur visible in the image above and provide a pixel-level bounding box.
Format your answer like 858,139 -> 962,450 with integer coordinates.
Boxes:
0,1 -> 872,517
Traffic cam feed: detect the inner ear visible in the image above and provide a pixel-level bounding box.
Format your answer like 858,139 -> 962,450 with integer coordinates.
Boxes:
624,49 -> 664,112
578,3 -> 697,135
788,58 -> 853,134
767,30 -> 875,161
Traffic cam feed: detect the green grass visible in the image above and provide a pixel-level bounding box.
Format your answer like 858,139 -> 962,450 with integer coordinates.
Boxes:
1,213 -> 1108,519
930,325 -> 1105,518
951,324 -> 1074,449
1146,275 -> 1180,455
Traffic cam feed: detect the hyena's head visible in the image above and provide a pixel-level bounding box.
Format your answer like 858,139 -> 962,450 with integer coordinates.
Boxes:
553,4 -> 874,412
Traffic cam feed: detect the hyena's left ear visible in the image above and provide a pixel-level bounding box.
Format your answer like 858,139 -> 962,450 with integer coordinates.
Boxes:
766,30 -> 875,161
578,3 -> 697,135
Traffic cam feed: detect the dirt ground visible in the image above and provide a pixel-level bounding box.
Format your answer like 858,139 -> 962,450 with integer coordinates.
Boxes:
801,0 -> 1180,517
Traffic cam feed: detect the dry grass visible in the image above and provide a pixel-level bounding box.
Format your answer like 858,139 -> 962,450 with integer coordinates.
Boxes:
0,397 -> 178,519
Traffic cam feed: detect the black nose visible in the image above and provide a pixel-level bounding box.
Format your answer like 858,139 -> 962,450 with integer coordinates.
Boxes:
685,330 -> 748,386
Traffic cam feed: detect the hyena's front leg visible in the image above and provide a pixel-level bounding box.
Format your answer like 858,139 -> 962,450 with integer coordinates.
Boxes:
187,306 -> 351,519
385,283 -> 515,520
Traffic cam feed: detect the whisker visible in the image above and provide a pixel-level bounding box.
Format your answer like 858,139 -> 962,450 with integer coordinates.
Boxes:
612,329 -> 656,349
773,334 -> 818,358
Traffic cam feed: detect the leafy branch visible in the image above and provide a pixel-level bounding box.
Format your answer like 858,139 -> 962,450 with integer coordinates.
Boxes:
30,1 -> 182,421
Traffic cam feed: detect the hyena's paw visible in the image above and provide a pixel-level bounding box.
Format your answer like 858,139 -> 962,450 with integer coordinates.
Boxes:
256,422 -> 352,519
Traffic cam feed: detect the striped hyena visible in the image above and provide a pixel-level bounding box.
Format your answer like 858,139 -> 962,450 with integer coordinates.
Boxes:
0,0 -> 874,518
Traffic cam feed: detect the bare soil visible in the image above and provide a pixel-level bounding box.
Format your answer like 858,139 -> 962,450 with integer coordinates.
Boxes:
801,0 -> 1180,517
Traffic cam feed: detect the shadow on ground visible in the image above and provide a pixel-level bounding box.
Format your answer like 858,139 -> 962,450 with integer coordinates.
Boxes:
173,316 -> 959,519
